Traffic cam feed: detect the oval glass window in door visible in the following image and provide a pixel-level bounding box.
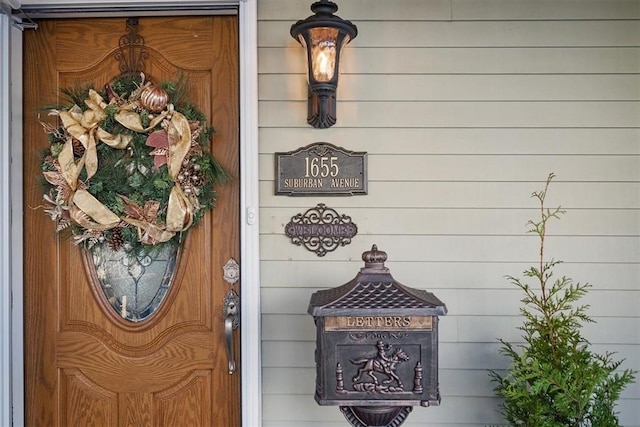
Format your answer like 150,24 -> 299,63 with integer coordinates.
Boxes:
88,241 -> 179,322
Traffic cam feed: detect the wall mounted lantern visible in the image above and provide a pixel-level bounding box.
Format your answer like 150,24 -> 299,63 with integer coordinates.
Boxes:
290,0 -> 357,129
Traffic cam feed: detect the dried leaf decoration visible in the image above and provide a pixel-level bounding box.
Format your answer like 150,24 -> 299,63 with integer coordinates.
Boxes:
146,130 -> 169,168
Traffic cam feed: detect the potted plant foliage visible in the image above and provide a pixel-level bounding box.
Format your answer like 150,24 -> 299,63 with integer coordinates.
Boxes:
489,173 -> 636,426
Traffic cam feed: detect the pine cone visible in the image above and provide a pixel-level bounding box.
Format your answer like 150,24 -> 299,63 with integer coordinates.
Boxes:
190,171 -> 205,187
72,138 -> 85,158
108,228 -> 125,251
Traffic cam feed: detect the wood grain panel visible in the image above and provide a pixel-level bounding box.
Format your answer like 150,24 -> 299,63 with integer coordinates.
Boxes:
56,333 -> 217,391
24,15 -> 240,426
206,16 -> 241,426
154,370 -> 212,427
23,19 -> 60,426
120,393 -> 152,427
60,369 -> 117,427
56,18 -> 214,70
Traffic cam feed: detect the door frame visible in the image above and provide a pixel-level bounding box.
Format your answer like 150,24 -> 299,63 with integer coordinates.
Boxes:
0,2 -> 261,426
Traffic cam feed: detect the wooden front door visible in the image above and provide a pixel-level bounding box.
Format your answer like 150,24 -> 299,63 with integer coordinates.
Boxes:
23,16 -> 240,426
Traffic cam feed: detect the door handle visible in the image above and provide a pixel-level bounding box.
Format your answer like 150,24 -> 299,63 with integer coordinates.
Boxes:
223,290 -> 239,374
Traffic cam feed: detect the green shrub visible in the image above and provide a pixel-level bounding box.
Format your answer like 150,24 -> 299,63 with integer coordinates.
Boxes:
488,173 -> 636,427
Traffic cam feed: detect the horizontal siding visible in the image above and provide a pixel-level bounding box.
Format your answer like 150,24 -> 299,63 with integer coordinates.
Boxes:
260,21 -> 640,47
258,0 -> 454,21
258,0 -> 640,425
260,101 -> 640,128
262,154 -> 640,181
451,0 -> 640,21
260,208 -> 640,235
262,315 -> 640,347
262,394 -> 640,426
261,341 -> 640,424
259,128 -> 640,154
260,47 -> 640,74
262,341 -> 640,371
262,366 -> 640,399
259,234 -> 640,263
261,287 -> 640,318
260,182 -> 640,209
258,0 -> 640,21
261,74 -> 640,101
261,261 -> 640,290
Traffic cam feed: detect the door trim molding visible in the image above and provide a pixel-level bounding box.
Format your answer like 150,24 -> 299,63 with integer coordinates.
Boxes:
238,2 -> 262,426
1,11 -> 16,427
1,2 -> 261,426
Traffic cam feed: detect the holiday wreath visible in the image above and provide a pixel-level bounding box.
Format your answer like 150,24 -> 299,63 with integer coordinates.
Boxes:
40,73 -> 229,253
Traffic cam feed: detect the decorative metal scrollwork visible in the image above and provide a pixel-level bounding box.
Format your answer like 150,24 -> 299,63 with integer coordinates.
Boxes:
223,258 -> 240,285
340,406 -> 412,427
115,17 -> 148,76
285,203 -> 358,257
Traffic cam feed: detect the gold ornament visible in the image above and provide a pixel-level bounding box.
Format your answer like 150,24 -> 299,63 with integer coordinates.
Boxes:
140,85 -> 169,112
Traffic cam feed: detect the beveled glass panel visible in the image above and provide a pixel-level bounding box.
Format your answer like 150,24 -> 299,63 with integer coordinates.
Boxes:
89,242 -> 179,322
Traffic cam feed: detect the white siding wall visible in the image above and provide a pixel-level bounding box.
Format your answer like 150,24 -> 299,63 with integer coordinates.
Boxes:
257,1 -> 640,426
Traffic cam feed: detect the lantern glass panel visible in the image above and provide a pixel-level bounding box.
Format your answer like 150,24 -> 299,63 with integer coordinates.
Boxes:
296,34 -> 310,80
309,27 -> 340,82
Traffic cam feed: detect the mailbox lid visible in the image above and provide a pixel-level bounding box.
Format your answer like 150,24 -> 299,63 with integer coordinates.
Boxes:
308,245 -> 447,318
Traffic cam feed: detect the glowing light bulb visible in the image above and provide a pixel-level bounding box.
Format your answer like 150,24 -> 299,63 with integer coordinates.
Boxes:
312,43 -> 336,82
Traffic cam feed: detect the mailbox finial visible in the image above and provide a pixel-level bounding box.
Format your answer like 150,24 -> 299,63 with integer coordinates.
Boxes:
362,244 -> 388,269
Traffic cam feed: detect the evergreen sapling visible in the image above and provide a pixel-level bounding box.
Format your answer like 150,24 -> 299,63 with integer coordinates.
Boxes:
488,173 -> 636,427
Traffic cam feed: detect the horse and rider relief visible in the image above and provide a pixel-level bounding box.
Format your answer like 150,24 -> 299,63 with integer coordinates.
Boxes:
349,341 -> 410,393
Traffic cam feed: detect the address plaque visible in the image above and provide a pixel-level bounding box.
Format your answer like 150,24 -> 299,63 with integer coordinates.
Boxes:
275,142 -> 367,196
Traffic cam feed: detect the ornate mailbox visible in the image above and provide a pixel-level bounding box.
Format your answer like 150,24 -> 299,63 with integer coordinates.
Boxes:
308,245 -> 447,427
